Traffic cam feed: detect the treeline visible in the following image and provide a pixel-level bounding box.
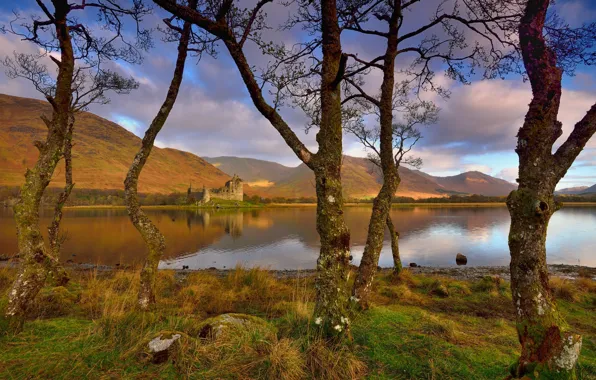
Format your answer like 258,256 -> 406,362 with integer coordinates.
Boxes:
2,186 -> 595,208
0,187 -> 189,207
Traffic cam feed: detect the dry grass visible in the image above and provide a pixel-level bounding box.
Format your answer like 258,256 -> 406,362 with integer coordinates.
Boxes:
0,265 -> 595,379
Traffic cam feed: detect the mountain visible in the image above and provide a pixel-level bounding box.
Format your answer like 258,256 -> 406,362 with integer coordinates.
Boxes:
204,156 -> 292,187
582,184 -> 596,194
1,94 -> 518,199
424,171 -> 518,197
210,155 -> 516,199
0,94 -> 231,193
556,186 -> 590,195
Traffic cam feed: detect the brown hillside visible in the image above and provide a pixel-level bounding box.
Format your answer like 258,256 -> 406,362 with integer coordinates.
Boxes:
0,94 -> 231,193
247,156 -> 448,199
425,171 -> 517,196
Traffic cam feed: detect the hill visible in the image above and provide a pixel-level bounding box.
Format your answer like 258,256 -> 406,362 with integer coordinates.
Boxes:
0,94 -> 231,193
1,94 -> 518,199
556,186 -> 590,195
211,156 -> 516,199
581,184 -> 596,194
204,156 -> 292,187
424,171 -> 517,197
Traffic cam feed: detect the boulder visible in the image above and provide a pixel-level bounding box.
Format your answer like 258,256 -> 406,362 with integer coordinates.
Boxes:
147,332 -> 182,364
198,313 -> 275,341
456,253 -> 468,266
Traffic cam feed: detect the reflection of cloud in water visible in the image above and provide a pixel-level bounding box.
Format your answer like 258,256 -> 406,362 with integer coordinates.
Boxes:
1,206 -> 594,268
159,237 -> 319,270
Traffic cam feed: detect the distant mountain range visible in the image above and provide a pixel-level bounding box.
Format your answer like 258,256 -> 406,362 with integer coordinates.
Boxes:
1,93 -> 518,199
206,156 -> 518,199
556,185 -> 596,196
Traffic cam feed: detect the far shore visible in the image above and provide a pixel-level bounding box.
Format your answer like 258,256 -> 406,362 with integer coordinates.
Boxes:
58,201 -> 596,210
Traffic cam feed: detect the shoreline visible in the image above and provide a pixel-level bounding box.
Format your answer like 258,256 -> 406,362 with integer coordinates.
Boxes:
57,202 -> 596,210
2,261 -> 593,281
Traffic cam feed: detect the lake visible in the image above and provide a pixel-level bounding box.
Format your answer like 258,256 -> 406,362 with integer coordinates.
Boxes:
0,206 -> 594,269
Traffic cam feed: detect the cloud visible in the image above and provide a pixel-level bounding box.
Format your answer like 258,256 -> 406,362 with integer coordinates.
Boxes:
496,167 -> 519,183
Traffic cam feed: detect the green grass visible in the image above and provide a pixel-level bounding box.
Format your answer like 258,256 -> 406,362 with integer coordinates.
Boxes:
0,268 -> 594,379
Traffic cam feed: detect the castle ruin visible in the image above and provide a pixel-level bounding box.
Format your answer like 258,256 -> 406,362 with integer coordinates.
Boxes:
188,174 -> 243,204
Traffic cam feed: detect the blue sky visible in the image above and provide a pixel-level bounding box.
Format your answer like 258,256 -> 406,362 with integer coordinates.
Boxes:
0,0 -> 595,189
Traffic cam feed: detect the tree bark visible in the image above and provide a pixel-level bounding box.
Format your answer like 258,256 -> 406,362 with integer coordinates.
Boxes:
386,214 -> 402,275
5,2 -> 75,333
507,0 -> 596,376
310,0 -> 352,336
47,115 -> 74,287
124,18 -> 192,310
353,0 -> 401,306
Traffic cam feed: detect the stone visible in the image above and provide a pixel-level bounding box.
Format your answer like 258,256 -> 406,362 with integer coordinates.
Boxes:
456,253 -> 468,266
409,263 -> 418,268
147,333 -> 181,364
198,313 -> 276,341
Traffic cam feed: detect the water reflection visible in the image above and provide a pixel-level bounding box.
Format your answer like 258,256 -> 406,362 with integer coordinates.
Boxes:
0,206 -> 593,269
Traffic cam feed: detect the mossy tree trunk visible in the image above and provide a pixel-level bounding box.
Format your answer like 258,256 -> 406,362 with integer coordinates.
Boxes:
5,1 -> 75,333
310,0 -> 352,335
508,0 -> 596,377
124,17 -> 192,310
47,115 -> 74,287
352,0 -> 401,307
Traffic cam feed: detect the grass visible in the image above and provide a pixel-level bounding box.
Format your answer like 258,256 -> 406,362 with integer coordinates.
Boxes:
0,266 -> 594,379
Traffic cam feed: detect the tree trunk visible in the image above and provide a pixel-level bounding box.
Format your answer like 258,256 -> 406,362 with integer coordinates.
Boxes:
310,0 -> 352,337
352,0 -> 401,306
386,214 -> 402,275
124,18 -> 192,310
4,7 -> 75,333
507,0 -> 595,376
47,116 -> 74,287
507,189 -> 581,378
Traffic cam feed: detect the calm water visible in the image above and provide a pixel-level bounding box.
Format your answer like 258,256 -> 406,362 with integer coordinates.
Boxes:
0,206 -> 594,269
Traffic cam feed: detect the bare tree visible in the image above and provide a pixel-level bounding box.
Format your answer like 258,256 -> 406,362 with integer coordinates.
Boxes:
125,0 -> 216,310
333,0 -> 525,305
347,103 -> 436,276
507,0 -> 596,377
152,0 -> 354,336
2,0 -> 149,333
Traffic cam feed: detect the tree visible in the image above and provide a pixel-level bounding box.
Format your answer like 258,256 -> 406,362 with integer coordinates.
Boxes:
152,0 -> 353,336
507,0 -> 596,377
334,0 -> 524,305
2,0 -> 149,333
124,0 -> 214,310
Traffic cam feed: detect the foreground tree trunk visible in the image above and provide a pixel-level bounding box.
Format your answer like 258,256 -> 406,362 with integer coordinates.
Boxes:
47,116 -> 74,287
124,19 -> 192,310
352,0 -> 401,306
386,214 -> 402,275
508,0 -> 596,376
5,4 -> 75,332
310,0 -> 352,335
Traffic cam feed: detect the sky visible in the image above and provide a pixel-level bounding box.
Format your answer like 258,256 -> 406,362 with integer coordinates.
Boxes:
1,0 -> 595,189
